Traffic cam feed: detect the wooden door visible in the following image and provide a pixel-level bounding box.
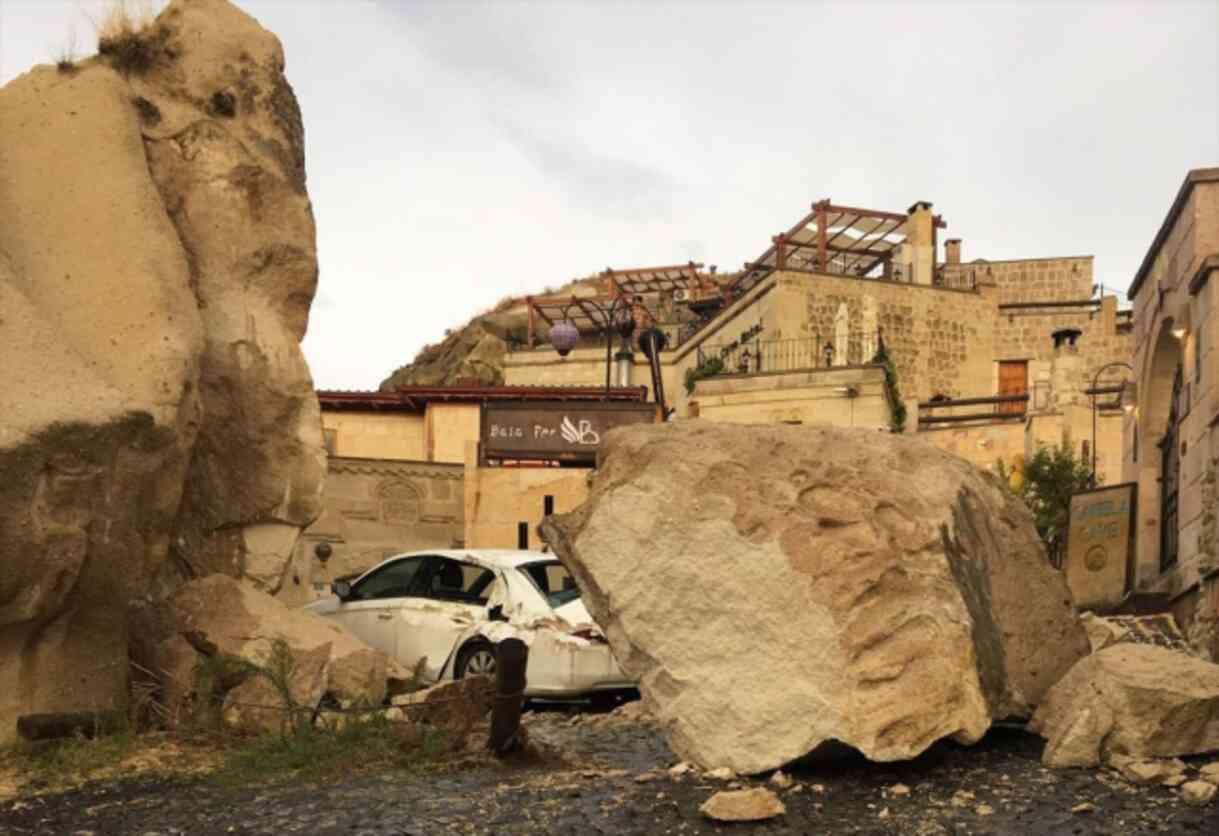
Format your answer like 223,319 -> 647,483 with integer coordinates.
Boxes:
997,361 -> 1028,414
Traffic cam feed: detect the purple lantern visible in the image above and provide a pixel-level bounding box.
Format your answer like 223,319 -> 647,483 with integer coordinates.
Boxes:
550,320 -> 579,356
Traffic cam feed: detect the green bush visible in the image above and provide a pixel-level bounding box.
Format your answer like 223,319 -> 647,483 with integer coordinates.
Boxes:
685,355 -> 725,394
996,440 -> 1094,564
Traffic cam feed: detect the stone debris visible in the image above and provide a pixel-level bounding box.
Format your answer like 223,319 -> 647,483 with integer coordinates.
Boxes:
1113,757 -> 1186,785
769,770 -> 793,789
889,783 -> 912,797
388,676 -> 493,729
699,787 -> 786,822
950,789 -> 976,808
169,575 -> 394,732
1031,644 -> 1219,767
540,422 -> 1088,774
705,767 -> 736,781
1071,802 -> 1097,814
1180,781 -> 1217,806
1079,613 -> 1194,655
668,762 -> 695,778
1199,762 -> 1219,783
976,803 -> 995,816
634,772 -> 659,784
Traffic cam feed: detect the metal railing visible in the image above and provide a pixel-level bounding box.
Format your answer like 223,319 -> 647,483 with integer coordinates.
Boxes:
917,393 -> 1029,425
695,332 -> 884,377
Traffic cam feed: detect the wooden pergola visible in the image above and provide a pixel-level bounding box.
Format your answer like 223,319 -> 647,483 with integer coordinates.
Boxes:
731,199 -> 946,294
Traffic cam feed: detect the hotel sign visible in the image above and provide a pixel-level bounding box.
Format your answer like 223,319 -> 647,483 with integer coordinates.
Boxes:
480,402 -> 658,462
1065,483 -> 1137,611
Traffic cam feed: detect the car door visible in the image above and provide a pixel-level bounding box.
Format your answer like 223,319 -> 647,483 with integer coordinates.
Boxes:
396,556 -> 500,681
330,555 -> 429,660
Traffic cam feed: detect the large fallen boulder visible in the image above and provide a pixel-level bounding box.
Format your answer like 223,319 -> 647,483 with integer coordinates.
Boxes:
1030,644 -> 1219,767
540,421 -> 1089,774
0,0 -> 324,742
170,575 -> 398,732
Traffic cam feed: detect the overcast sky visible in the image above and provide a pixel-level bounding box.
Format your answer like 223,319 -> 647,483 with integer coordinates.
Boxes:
3,1 -> 1217,390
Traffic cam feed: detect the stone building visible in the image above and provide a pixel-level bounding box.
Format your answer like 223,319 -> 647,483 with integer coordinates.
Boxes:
1122,167 -> 1219,656
504,199 -> 1133,480
289,386 -> 653,602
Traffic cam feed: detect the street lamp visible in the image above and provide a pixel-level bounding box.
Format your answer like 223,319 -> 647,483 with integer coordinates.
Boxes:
547,295 -> 638,393
1090,361 -> 1134,485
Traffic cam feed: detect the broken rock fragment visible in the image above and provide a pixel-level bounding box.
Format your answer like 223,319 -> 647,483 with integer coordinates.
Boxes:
699,787 -> 786,822
540,422 -> 1088,773
1031,644 -> 1219,767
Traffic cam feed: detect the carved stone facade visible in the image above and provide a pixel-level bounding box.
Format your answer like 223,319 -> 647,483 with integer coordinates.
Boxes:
284,457 -> 464,605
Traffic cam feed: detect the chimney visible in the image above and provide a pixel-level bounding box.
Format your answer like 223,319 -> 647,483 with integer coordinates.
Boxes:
945,238 -> 962,265
905,201 -> 935,285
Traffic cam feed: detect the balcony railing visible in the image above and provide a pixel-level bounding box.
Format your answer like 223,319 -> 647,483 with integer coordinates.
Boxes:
695,332 -> 883,378
917,393 -> 1029,426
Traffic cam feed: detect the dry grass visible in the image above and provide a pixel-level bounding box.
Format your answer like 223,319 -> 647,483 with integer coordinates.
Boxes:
94,0 -> 165,76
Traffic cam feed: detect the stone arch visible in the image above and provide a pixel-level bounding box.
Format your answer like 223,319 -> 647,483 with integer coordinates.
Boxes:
1134,318 -> 1184,581
377,479 -> 421,526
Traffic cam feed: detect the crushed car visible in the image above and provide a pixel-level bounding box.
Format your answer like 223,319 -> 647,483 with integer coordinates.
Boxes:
304,549 -> 635,701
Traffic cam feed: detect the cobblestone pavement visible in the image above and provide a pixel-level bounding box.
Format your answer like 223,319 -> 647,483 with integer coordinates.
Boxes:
2,711 -> 1219,835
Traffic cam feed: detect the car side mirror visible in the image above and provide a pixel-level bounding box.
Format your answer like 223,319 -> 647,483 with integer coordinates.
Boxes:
332,580 -> 352,601
488,604 -> 507,622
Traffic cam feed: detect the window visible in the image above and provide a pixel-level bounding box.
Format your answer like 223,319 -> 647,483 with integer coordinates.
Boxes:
351,556 -> 426,600
521,560 -> 581,608
1196,318 -> 1205,383
422,557 -> 497,605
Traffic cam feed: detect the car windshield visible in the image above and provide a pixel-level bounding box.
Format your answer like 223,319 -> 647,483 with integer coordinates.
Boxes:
520,561 -> 582,609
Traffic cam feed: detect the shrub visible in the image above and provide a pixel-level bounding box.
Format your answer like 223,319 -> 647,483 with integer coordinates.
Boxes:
996,440 -> 1094,565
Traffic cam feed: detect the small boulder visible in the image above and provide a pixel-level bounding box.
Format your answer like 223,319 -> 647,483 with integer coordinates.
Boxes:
390,676 -> 492,729
1031,644 -> 1219,767
700,787 -> 786,822
1180,781 -> 1217,807
171,575 -> 392,731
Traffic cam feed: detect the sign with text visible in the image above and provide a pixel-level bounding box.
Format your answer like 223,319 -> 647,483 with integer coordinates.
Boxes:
480,402 -> 658,462
1066,483 -> 1137,611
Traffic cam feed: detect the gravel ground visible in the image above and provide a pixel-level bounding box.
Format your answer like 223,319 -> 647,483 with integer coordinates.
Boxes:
2,709 -> 1218,835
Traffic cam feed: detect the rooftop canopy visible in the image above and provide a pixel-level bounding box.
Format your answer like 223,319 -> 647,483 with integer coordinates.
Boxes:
732,199 -> 944,295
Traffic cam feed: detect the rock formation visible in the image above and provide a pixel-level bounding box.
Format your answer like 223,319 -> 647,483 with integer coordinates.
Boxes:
1031,644 -> 1219,768
540,421 -> 1089,774
0,0 -> 325,742
169,575 -> 395,733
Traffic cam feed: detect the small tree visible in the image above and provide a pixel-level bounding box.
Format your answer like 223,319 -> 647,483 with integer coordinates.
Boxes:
996,440 -> 1094,566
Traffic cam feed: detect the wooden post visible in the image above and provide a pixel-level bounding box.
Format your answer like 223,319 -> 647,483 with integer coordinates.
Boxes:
816,201 -> 828,272
527,297 -> 536,347
488,638 -> 528,756
773,234 -> 787,270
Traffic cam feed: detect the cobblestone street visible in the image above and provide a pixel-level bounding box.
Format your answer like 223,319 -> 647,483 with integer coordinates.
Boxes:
3,711 -> 1219,835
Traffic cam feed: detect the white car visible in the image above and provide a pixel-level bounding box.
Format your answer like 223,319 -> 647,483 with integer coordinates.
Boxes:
304,549 -> 635,699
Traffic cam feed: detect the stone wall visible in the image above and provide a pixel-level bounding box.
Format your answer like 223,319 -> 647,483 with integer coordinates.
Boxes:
292,457 -> 464,603
772,271 -> 994,401
322,411 -> 427,461
690,366 -> 889,428
1125,170 -> 1219,598
992,299 -> 1134,396
463,445 -> 589,550
957,256 -> 1094,305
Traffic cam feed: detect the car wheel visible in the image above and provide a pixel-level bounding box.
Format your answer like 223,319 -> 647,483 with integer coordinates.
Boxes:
455,641 -> 497,680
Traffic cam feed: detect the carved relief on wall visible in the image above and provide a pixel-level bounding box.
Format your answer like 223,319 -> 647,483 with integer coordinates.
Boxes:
377,479 -> 422,526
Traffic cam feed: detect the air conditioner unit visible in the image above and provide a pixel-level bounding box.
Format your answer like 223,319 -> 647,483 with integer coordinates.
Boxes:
673,288 -> 690,302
